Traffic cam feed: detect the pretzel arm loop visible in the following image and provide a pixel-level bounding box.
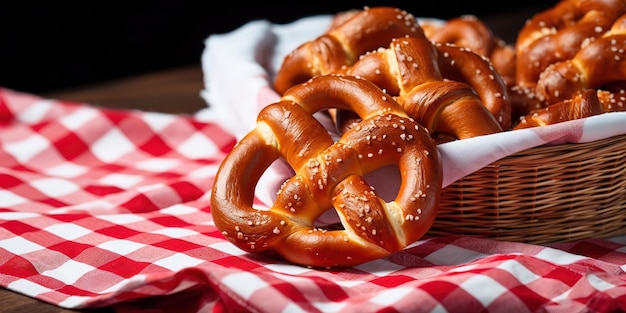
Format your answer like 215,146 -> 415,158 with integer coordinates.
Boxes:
274,6 -> 425,94
336,113 -> 442,244
283,74 -> 409,119
435,43 -> 512,129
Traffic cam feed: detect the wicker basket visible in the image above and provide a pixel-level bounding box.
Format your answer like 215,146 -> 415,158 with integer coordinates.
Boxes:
428,134 -> 626,244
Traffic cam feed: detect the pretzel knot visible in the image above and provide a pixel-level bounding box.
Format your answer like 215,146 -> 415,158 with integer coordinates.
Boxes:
334,36 -> 509,140
211,75 -> 442,268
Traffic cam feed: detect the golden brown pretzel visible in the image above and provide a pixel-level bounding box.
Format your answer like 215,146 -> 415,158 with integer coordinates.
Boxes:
211,75 -> 442,268
513,89 -> 602,129
424,15 -> 517,87
273,6 -> 426,95
515,0 -> 626,88
536,14 -> 626,108
335,36 -> 508,139
536,34 -> 626,105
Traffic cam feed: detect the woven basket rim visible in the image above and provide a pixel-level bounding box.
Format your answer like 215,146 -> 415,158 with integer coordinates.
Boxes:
432,133 -> 626,244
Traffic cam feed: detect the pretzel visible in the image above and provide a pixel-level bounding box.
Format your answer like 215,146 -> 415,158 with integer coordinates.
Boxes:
273,6 -> 426,95
536,34 -> 626,105
211,75 -> 442,268
536,14 -> 626,111
515,0 -> 626,88
334,36 -> 508,139
423,15 -> 517,87
513,89 -> 602,129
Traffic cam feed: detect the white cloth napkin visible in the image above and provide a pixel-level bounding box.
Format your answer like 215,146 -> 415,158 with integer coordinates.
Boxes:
196,14 -> 626,208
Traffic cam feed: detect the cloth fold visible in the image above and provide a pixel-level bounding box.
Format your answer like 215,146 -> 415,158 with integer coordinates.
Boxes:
0,14 -> 625,313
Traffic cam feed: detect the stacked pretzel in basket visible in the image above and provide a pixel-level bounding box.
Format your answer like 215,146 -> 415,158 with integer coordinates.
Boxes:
211,1 -> 626,268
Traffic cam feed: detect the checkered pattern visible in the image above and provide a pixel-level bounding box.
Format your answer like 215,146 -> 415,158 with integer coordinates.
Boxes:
1,87 -> 626,312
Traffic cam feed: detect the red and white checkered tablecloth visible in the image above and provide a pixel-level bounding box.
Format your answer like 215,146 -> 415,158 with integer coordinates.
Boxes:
1,86 -> 626,313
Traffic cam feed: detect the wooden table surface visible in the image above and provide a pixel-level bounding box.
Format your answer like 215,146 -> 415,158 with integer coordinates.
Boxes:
1,65 -> 206,313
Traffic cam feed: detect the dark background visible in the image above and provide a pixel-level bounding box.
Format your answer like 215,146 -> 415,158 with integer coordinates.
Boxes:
1,1 -> 557,95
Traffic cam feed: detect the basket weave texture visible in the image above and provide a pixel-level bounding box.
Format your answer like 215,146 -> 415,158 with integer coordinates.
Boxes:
429,134 -> 626,244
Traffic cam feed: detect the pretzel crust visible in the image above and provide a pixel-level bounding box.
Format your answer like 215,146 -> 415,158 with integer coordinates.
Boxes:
211,75 -> 442,268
